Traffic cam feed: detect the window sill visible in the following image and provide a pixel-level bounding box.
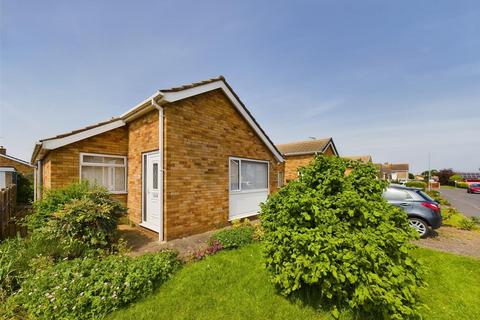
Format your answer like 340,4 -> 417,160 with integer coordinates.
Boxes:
110,191 -> 128,195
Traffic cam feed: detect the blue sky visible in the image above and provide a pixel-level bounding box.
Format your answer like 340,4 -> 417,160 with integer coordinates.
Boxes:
1,0 -> 479,173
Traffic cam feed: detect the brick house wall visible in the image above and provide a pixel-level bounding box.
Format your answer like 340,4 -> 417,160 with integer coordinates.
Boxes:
127,110 -> 159,224
41,127 -> 129,204
283,144 -> 336,182
0,157 -> 34,176
163,89 -> 284,240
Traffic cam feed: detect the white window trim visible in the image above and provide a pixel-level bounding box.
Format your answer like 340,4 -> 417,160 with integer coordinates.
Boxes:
79,152 -> 127,194
229,157 -> 270,194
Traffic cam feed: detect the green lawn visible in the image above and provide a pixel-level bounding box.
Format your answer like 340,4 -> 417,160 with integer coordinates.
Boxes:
110,244 -> 480,320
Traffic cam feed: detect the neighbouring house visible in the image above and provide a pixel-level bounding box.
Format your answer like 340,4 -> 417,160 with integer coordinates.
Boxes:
343,155 -> 373,164
276,138 -> 339,183
31,76 -> 285,241
378,163 -> 409,182
458,172 -> 480,183
0,146 -> 35,189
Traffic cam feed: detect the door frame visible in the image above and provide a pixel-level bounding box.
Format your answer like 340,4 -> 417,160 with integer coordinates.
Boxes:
140,150 -> 163,240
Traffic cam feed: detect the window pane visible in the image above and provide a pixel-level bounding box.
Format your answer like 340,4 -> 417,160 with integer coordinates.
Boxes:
152,163 -> 158,189
277,172 -> 284,188
83,155 -> 124,165
81,166 -> 106,187
230,160 -> 239,190
115,167 -> 126,191
241,161 -> 268,190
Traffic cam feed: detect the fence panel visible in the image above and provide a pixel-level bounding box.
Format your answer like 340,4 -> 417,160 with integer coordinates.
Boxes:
0,185 -> 28,240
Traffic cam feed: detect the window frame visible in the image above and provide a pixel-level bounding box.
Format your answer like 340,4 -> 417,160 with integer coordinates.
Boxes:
228,157 -> 269,194
79,152 -> 127,194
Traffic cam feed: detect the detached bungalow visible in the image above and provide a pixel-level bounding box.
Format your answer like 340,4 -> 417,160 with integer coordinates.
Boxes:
0,146 -> 35,189
31,76 -> 285,241
276,138 -> 339,182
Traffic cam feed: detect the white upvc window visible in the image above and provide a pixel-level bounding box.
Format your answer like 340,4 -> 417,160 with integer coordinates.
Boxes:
80,153 -> 127,193
229,157 -> 269,193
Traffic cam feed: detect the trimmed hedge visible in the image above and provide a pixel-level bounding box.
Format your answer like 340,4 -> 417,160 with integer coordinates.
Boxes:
457,182 -> 468,189
405,181 -> 427,189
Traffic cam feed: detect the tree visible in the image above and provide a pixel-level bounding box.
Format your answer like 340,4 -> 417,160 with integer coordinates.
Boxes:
437,168 -> 454,185
409,173 -> 415,180
261,156 -> 423,319
449,174 -> 463,183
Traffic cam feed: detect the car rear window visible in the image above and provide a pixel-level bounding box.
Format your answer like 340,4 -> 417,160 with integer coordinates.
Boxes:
471,183 -> 480,187
418,191 -> 435,202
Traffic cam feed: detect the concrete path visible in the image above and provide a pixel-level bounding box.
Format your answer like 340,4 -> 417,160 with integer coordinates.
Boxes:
439,187 -> 480,217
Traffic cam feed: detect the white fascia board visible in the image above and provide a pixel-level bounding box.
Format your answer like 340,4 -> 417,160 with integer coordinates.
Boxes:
0,154 -> 35,167
0,167 -> 16,172
161,81 -> 284,162
322,141 -> 339,156
42,119 -> 126,151
120,91 -> 163,119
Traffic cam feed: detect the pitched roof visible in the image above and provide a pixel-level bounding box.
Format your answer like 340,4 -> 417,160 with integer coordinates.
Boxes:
32,76 -> 284,163
276,138 -> 335,156
390,164 -> 409,171
343,155 -> 372,163
0,153 -> 36,167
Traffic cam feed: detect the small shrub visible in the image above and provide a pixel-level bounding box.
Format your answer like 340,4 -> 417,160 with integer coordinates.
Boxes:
405,181 -> 427,189
24,182 -> 126,259
193,240 -> 224,261
210,225 -> 254,249
456,182 -> 468,189
261,156 -> 423,319
4,251 -> 181,320
459,217 -> 477,231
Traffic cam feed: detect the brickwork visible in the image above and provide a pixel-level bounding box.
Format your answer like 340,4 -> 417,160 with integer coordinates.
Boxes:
163,89 -> 283,240
283,144 -> 336,182
127,110 -> 159,224
41,127 -> 128,204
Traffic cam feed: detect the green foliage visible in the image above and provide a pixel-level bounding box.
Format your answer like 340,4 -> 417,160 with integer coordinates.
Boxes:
210,224 -> 254,249
408,173 -> 415,180
16,173 -> 34,204
448,175 -> 463,183
456,182 -> 468,189
23,182 -> 126,258
406,181 -> 427,190
261,156 -> 423,319
4,251 -> 181,320
458,217 -> 477,231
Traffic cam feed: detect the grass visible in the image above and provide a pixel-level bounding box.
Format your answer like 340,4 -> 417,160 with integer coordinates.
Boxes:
110,244 -> 480,320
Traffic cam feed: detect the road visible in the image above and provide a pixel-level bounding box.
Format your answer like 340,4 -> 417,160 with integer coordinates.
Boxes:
438,188 -> 480,217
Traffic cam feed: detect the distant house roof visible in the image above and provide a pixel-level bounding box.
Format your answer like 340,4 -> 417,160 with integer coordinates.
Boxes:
458,172 -> 480,179
276,138 -> 339,156
377,163 -> 409,173
343,155 -> 372,163
0,153 -> 35,168
32,76 -> 284,163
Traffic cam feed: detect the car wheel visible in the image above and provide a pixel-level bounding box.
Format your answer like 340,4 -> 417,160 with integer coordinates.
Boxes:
409,218 -> 429,238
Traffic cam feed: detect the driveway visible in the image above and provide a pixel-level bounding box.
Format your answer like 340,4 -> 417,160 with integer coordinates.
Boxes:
439,187 -> 480,217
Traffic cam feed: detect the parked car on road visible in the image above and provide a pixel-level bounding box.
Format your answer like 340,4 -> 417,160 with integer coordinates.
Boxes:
383,184 -> 442,238
467,183 -> 480,194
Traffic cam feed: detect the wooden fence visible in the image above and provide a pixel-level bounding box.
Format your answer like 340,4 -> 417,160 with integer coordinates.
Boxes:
0,185 -> 27,240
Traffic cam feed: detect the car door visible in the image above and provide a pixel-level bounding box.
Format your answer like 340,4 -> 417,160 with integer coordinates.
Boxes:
383,188 -> 412,212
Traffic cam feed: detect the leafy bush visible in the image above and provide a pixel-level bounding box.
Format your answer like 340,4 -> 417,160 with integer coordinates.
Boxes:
449,174 -> 463,183
459,217 -> 477,231
4,251 -> 181,320
261,156 -> 423,319
210,225 -> 254,249
405,181 -> 427,189
24,182 -> 126,258
456,182 -> 468,189
16,173 -> 34,204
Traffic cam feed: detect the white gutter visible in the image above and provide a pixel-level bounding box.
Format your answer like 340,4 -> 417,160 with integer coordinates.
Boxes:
151,94 -> 165,242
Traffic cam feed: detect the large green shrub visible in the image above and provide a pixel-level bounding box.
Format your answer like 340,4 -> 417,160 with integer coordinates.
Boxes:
261,156 -> 423,319
405,181 -> 427,190
4,251 -> 181,320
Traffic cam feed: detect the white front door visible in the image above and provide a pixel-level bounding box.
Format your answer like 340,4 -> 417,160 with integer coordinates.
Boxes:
142,152 -> 162,233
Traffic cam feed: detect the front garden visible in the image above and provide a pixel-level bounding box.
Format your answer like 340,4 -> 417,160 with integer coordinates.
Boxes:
1,157 -> 479,319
